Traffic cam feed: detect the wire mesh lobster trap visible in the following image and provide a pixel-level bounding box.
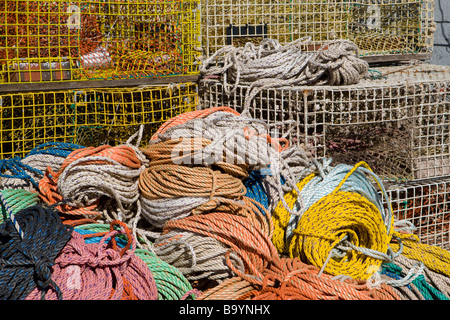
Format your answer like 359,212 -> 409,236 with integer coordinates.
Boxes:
201,0 -> 435,60
0,0 -> 201,84
0,82 -> 198,159
199,63 -> 450,182
382,176 -> 450,250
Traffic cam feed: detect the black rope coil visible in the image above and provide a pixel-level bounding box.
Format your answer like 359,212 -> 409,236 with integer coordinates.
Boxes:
0,204 -> 73,300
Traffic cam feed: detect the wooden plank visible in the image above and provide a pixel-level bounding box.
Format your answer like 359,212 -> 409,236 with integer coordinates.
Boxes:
362,53 -> 432,64
0,75 -> 200,93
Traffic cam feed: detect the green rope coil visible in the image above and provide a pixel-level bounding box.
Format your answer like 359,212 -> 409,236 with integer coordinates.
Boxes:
0,189 -> 39,222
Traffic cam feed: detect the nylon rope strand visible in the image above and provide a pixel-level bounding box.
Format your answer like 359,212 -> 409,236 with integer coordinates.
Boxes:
25,220 -> 158,300
150,106 -> 241,142
392,253 -> 450,299
272,161 -> 400,280
73,222 -> 196,300
389,230 -> 450,280
200,37 -> 369,116
237,257 -> 401,300
375,260 -> 448,300
243,146 -> 314,214
153,197 -> 273,290
196,277 -> 258,300
0,203 -> 73,300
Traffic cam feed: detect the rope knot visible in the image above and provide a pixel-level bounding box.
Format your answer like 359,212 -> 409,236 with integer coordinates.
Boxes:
32,254 -> 55,289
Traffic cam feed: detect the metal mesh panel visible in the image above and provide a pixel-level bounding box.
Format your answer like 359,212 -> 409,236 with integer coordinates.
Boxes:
199,64 -> 450,181
201,0 -> 435,58
0,82 -> 198,159
384,176 -> 450,250
0,0 -> 201,84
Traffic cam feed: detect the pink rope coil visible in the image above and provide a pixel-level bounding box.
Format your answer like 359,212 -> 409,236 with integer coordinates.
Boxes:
25,221 -> 158,300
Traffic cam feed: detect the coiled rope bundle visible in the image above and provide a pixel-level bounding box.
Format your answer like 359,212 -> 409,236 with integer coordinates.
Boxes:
0,203 -> 73,300
0,142 -> 85,191
146,107 -> 312,216
25,220 -> 158,300
243,147 -> 314,214
153,198 -> 273,290
0,189 -> 39,222
39,128 -> 148,223
74,222 -> 196,300
155,201 -> 400,300
200,37 -> 369,115
272,161 -> 397,280
139,163 -> 248,230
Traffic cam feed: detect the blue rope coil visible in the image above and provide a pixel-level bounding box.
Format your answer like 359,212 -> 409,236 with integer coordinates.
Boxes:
0,142 -> 85,189
0,204 -> 73,300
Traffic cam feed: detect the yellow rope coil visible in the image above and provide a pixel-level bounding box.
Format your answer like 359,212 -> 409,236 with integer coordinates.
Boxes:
391,232 -> 450,278
272,173 -> 315,255
272,162 -> 394,280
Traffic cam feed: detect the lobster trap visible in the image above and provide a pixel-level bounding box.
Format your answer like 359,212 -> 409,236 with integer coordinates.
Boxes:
199,64 -> 450,182
201,0 -> 435,60
0,0 -> 201,84
0,82 -> 198,159
383,176 -> 450,250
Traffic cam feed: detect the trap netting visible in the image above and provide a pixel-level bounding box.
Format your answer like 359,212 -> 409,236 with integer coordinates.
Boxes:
0,82 -> 198,159
201,0 -> 435,59
0,0 -> 201,84
383,176 -> 450,250
199,63 -> 450,182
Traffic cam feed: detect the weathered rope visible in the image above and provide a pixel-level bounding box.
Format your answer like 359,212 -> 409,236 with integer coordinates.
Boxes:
393,253 -> 450,299
0,142 -> 85,191
150,106 -> 240,141
390,231 -> 450,280
238,257 -> 400,300
74,222 -> 196,300
196,277 -> 258,300
376,261 -> 448,300
25,220 -> 158,300
146,108 -> 311,216
39,128 -> 148,222
0,204 -> 73,300
201,37 -> 369,115
156,205 -> 399,300
272,161 -> 397,280
153,197 -> 273,289
139,163 -> 247,229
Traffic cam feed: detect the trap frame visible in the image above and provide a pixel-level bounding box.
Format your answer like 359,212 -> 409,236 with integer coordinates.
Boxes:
201,0 -> 435,62
0,82 -> 198,159
0,0 -> 201,84
199,64 -> 450,182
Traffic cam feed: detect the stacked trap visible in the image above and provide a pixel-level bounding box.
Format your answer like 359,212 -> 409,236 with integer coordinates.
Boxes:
1,0 -> 450,302
0,0 -> 201,83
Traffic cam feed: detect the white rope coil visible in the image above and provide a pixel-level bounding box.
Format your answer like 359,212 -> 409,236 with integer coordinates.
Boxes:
201,37 -> 369,115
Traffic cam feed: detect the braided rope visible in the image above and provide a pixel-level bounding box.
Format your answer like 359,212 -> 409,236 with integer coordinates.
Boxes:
25,220 -> 158,300
272,162 -> 397,280
74,222 -> 195,300
201,37 -> 369,116
0,204 -> 73,300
